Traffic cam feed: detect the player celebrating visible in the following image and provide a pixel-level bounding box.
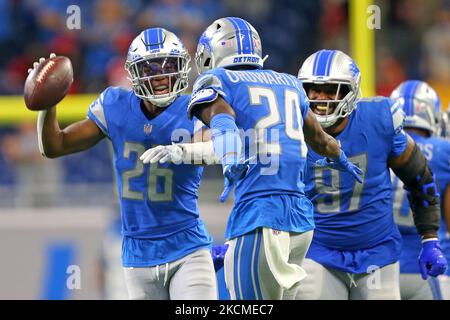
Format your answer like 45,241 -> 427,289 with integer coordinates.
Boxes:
30,28 -> 218,300
390,80 -> 450,299
185,17 -> 362,300
295,50 -> 447,300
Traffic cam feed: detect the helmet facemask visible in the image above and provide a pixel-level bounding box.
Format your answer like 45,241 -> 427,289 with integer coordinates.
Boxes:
126,53 -> 191,107
195,43 -> 215,75
303,81 -> 358,128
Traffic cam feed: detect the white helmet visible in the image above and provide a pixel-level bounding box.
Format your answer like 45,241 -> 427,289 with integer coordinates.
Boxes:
441,110 -> 449,139
195,17 -> 264,75
125,27 -> 191,107
298,50 -> 362,128
390,80 -> 440,134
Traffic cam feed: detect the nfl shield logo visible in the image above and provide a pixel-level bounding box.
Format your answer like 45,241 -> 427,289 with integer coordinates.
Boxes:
144,124 -> 152,135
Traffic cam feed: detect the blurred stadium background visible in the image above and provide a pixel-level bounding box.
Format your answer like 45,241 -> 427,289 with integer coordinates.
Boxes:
0,0 -> 448,299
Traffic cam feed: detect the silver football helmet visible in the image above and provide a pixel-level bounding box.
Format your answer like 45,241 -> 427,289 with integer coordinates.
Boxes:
195,17 -> 264,75
125,28 -> 191,107
298,50 -> 362,128
390,80 -> 440,134
441,109 -> 449,139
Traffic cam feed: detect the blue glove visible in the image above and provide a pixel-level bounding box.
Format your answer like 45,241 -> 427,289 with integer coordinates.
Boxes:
220,157 -> 255,202
418,239 -> 448,280
315,150 -> 364,183
212,244 -> 229,271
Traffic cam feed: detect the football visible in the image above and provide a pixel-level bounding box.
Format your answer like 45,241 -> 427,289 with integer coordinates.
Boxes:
23,55 -> 73,111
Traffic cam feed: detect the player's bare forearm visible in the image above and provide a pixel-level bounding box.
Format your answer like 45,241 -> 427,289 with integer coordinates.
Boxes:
193,97 -> 236,127
303,110 -> 340,159
40,107 -> 104,158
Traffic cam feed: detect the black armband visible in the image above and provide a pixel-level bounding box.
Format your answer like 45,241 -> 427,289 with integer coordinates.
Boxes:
391,144 -> 441,235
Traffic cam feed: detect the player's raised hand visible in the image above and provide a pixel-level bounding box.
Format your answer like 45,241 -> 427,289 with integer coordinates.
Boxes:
24,53 -> 73,111
140,144 -> 183,164
27,53 -> 56,74
418,239 -> 448,280
220,156 -> 255,202
315,150 -> 363,183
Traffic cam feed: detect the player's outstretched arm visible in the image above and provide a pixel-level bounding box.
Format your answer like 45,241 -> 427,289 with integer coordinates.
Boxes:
193,97 -> 249,202
303,109 -> 340,158
389,135 -> 447,279
303,110 -> 363,183
38,108 -> 105,158
140,128 -> 219,165
389,135 -> 441,239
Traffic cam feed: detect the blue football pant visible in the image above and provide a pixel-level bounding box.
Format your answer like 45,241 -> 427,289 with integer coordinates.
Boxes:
224,228 -> 313,300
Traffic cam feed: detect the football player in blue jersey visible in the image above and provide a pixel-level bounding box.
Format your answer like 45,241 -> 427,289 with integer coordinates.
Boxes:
390,80 -> 450,300
175,17 -> 362,300
30,28 -> 219,300
295,50 -> 447,300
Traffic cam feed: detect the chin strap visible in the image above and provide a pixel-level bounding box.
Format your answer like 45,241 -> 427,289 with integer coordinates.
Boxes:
149,95 -> 177,108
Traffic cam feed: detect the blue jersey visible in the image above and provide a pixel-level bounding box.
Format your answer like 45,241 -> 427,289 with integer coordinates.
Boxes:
88,87 -> 212,266
305,97 -> 408,273
392,133 -> 450,274
188,68 -> 314,239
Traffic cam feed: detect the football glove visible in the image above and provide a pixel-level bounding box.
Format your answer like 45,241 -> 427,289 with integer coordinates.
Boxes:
140,144 -> 183,164
315,150 -> 364,183
220,156 -> 255,202
418,238 -> 448,280
212,243 -> 229,271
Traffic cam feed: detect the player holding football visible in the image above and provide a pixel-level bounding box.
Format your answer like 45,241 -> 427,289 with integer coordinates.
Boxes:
295,50 -> 447,300
172,17 -> 363,300
390,80 -> 450,300
29,28 -> 218,300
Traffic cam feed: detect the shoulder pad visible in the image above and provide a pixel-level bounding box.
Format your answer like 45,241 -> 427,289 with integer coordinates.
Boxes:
187,88 -> 219,119
193,72 -> 223,92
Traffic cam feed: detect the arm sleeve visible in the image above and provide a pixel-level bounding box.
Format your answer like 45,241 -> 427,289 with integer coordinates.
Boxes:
210,113 -> 242,167
187,71 -> 232,119
87,88 -> 110,138
391,143 -> 441,235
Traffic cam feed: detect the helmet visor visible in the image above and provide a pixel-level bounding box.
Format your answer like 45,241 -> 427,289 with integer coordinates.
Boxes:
128,55 -> 189,99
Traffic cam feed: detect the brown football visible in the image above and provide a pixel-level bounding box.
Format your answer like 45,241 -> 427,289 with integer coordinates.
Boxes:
23,56 -> 73,111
